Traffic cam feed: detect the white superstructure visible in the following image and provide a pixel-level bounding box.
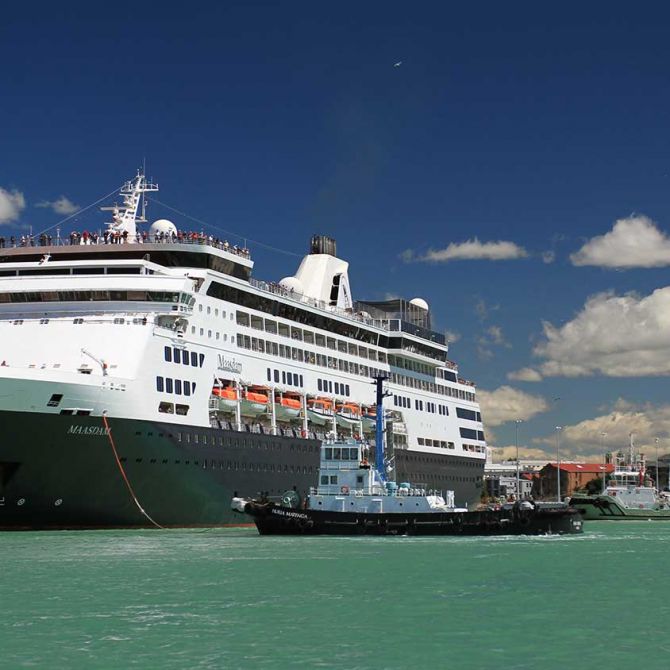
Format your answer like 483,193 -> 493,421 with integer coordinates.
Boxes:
0,173 -> 487,483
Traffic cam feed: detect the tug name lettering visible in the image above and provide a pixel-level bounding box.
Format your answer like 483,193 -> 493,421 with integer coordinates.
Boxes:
67,425 -> 110,437
271,509 -> 308,520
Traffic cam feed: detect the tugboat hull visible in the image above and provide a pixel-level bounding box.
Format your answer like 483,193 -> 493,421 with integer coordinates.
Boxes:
569,494 -> 670,520
235,501 -> 584,536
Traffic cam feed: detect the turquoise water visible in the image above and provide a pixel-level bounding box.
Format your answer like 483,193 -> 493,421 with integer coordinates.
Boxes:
2,524 -> 669,669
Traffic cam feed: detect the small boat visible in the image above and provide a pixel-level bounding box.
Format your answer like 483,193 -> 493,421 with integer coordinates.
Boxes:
232,438 -> 584,536
306,397 -> 334,426
569,444 -> 670,520
240,387 -> 270,417
274,392 -> 302,422
335,402 -> 362,429
211,385 -> 238,412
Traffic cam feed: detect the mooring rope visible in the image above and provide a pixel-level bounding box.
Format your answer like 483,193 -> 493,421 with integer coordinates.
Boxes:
102,413 -> 164,530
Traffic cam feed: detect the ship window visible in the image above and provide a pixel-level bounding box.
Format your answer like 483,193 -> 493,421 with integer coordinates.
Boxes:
164,346 -> 172,362
59,409 -> 74,415
273,370 -> 279,383
47,393 -> 63,407
320,475 -> 329,485
166,378 -> 173,393
176,404 -> 189,415
265,319 -> 277,334
333,447 -> 341,460
190,352 -> 198,366
159,402 -> 174,414
267,368 -> 271,382
287,372 -> 293,385
334,382 -> 340,394
325,447 -> 332,460
318,379 -> 322,391
182,350 -> 189,366
199,353 -> 205,367
329,475 -> 338,485
173,348 -> 181,364
156,376 -> 164,392
345,385 -> 350,395
182,380 -> 190,395
175,379 -> 182,395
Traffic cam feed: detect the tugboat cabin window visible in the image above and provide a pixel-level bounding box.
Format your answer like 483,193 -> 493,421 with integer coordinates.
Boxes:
320,475 -> 329,485
325,447 -> 332,459
329,475 -> 338,484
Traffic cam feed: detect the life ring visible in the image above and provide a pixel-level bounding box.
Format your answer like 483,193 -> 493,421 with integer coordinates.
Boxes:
341,485 -> 350,494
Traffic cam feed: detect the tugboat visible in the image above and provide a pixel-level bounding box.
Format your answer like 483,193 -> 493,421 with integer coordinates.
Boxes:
569,439 -> 670,521
231,378 -> 584,536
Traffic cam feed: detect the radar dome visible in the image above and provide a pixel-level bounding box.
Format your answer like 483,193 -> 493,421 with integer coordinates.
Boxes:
279,276 -> 304,295
409,297 -> 429,311
150,219 -> 177,238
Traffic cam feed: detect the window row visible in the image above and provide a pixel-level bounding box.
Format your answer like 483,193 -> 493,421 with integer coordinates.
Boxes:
190,325 -> 226,341
158,402 -> 190,415
438,405 -> 449,416
417,437 -> 455,449
156,376 -> 197,396
164,346 -> 205,368
236,334 -> 385,379
456,407 -> 482,422
393,394 -> 411,408
463,443 -> 486,453
323,446 -> 359,461
266,367 -> 305,388
317,379 -> 351,397
459,427 -> 486,441
389,371 -> 476,402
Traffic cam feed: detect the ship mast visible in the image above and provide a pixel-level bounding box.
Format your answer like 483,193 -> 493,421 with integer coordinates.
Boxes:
372,375 -> 390,483
100,170 -> 159,242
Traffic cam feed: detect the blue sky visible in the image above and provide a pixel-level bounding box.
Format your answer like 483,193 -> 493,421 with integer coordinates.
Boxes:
3,1 -> 670,459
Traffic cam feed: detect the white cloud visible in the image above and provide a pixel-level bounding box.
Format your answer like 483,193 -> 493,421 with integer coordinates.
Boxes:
0,187 -> 26,224
507,367 -> 543,382
476,324 -> 510,360
541,250 -> 555,264
491,445 -> 554,461
444,329 -> 461,344
534,287 -> 670,377
570,215 -> 670,268
478,385 -> 549,427
406,238 -> 528,263
532,399 -> 670,460
36,196 -> 79,215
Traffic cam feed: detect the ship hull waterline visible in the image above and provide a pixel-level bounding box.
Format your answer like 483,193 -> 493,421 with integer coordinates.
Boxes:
0,411 -> 484,530
235,501 -> 584,536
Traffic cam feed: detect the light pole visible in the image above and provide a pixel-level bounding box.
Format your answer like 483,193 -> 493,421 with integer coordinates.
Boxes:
555,426 -> 563,503
600,432 -> 607,493
655,438 -> 660,491
515,420 -> 523,500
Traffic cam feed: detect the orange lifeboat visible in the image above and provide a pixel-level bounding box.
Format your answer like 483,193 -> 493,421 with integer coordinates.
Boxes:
246,391 -> 269,404
212,387 -> 237,400
281,397 -> 301,410
308,397 -> 334,410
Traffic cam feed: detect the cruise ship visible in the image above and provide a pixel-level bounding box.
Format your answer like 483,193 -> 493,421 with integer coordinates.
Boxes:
0,172 -> 486,528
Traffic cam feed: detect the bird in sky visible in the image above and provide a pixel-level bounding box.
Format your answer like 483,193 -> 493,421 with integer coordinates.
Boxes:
394,61 -> 402,67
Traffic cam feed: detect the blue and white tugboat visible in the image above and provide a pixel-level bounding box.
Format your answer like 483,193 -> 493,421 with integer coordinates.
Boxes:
232,378 -> 583,536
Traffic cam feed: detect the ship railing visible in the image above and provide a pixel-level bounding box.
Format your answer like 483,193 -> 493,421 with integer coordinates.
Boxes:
247,278 -> 391,331
1,234 -> 252,260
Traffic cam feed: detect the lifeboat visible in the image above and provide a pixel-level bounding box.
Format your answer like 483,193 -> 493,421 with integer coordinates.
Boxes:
241,387 -> 270,416
361,406 -> 377,432
211,385 -> 238,412
335,402 -> 362,429
274,392 -> 302,422
307,397 -> 333,426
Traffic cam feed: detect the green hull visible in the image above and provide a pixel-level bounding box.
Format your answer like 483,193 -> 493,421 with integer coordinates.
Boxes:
569,494 -> 670,520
